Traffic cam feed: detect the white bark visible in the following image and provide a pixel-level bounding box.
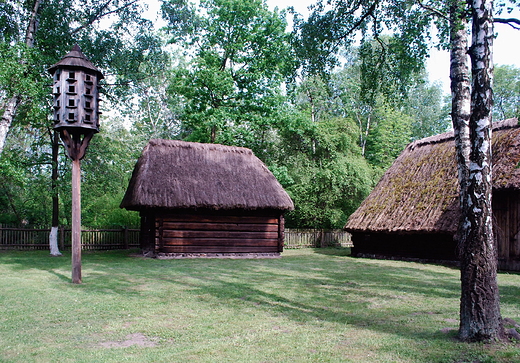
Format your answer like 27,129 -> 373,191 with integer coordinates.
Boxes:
458,0 -> 504,342
450,3 -> 471,205
0,96 -> 21,155
49,226 -> 62,256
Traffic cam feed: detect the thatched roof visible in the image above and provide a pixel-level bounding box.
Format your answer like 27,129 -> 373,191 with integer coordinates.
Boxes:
120,140 -> 294,211
345,118 -> 520,234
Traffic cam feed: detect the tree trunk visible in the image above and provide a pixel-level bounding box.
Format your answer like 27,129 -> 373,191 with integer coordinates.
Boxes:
0,96 -> 21,155
450,1 -> 471,208
49,130 -> 62,256
49,226 -> 61,256
458,0 -> 505,342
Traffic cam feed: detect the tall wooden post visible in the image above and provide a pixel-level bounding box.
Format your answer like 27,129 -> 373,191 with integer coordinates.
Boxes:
48,45 -> 103,284
71,158 -> 82,283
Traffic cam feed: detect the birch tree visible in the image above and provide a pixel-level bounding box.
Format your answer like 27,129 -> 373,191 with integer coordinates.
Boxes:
457,0 -> 504,341
295,0 -> 520,342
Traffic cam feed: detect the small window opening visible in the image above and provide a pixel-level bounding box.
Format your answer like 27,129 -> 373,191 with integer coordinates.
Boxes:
68,113 -> 75,120
68,99 -> 75,107
86,88 -> 91,95
86,74 -> 91,81
69,71 -> 75,79
85,114 -> 91,121
69,85 -> 75,93
56,73 -> 60,81
85,101 -> 91,108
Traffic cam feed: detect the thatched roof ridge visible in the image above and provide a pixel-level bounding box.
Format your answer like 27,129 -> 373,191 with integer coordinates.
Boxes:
120,139 -> 294,211
408,117 -> 519,150
345,118 -> 520,234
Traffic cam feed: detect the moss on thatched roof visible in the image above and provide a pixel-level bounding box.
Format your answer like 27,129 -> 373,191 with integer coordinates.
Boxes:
120,140 -> 294,211
345,118 -> 520,234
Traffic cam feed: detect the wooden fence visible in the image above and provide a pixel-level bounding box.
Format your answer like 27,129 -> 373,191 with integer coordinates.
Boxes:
0,225 -> 352,251
284,228 -> 352,249
0,226 -> 140,251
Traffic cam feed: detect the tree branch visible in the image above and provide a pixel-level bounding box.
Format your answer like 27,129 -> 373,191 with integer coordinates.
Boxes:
495,17 -> 520,30
25,0 -> 41,47
71,0 -> 139,35
416,0 -> 449,20
338,1 -> 380,42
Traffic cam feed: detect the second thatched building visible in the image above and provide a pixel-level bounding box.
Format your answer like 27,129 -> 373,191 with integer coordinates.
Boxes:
345,118 -> 520,271
121,139 -> 294,257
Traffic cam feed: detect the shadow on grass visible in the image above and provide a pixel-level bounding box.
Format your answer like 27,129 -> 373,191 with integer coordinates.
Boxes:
309,247 -> 352,256
0,249 -> 508,349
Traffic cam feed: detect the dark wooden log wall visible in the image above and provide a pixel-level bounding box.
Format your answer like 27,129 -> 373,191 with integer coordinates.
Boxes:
148,212 -> 283,254
493,191 -> 520,269
349,189 -> 520,271
350,232 -> 458,261
139,211 -> 157,253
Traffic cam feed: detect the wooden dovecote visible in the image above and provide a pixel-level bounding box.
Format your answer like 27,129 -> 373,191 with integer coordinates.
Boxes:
48,44 -> 103,134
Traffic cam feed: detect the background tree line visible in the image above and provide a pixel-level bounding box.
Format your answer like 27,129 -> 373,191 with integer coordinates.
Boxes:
0,0 -> 518,230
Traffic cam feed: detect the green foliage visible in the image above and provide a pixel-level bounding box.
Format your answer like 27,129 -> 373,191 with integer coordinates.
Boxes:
364,101 -> 413,170
123,48 -> 182,141
493,64 -> 520,121
276,108 -> 375,229
80,125 -> 143,228
284,153 -> 374,229
0,0 -> 18,42
405,78 -> 451,140
0,43 -> 49,126
164,0 -> 295,149
293,0 -> 431,90
0,126 -> 55,225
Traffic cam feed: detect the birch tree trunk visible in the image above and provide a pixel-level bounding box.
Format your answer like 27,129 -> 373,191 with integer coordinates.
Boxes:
450,1 -> 471,208
458,0 -> 505,342
0,96 -> 21,154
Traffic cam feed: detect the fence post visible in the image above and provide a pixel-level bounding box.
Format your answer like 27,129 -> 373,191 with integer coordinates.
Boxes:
123,226 -> 129,249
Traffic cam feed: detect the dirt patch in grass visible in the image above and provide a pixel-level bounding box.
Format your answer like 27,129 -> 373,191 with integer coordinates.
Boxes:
99,333 -> 158,348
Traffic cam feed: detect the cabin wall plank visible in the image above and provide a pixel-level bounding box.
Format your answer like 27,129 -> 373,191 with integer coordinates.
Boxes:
152,212 -> 283,254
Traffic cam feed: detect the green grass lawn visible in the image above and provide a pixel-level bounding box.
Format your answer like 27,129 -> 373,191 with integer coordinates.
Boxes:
0,248 -> 518,363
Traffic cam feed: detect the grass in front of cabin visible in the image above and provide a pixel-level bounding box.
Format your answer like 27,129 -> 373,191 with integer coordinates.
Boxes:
0,248 -> 518,362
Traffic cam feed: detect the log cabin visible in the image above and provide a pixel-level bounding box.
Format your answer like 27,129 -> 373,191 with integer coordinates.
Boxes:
345,118 -> 520,271
120,139 -> 294,258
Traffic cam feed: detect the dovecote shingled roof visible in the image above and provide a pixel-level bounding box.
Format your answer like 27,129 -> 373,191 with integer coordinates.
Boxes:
345,118 -> 520,234
48,44 -> 104,79
120,139 -> 294,211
